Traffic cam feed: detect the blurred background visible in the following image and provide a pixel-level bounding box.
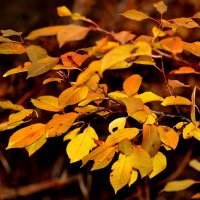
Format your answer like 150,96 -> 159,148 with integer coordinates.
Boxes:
0,0 -> 200,199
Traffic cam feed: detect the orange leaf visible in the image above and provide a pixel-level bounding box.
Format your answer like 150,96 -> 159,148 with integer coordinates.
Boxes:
112,31 -> 135,44
170,66 -> 200,74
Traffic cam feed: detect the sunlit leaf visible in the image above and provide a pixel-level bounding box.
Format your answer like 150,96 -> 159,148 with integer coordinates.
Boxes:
110,153 -> 132,193
25,25 -> 67,40
121,9 -> 150,21
109,117 -> 126,133
1,29 -> 22,37
170,66 -> 200,74
174,122 -> 187,129
0,100 -> 24,111
26,45 -> 47,62
129,170 -> 138,186
192,193 -> 200,199
92,147 -> 115,170
31,96 -> 62,112
0,42 -> 25,54
193,12 -> 200,19
57,24 -> 90,47
168,79 -> 190,90
6,123 -> 46,149
58,85 -> 89,108
123,74 -> 142,96
45,112 -> 79,137
112,31 -> 136,44
191,87 -> 197,123
43,78 -> 63,85
133,41 -> 152,56
152,26 -> 166,37
149,152 -> 167,178
108,91 -> 128,101
119,138 -> 133,156
154,1 -> 167,15
142,124 -> 161,157
182,122 -> 200,139
8,109 -> 33,123
183,42 -> 200,57
86,74 -> 100,90
67,125 -> 98,163
57,6 -> 72,17
131,109 -> 148,123
27,56 -> 59,78
136,91 -> 164,103
75,105 -> 100,114
161,179 -> 198,192
0,36 -> 11,42
172,18 -> 199,28
161,96 -> 192,106
133,55 -> 155,66
157,125 -> 179,149
189,159 -> 200,172
63,127 -> 82,141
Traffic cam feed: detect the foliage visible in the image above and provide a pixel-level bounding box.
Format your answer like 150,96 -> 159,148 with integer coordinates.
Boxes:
0,0 -> 200,196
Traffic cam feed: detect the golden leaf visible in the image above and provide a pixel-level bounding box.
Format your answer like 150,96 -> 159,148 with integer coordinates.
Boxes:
191,87 -> 197,123
123,74 -> 142,96
154,1 -> 167,15
170,66 -> 200,74
75,105 -> 100,114
63,127 -> 82,141
67,125 -> 98,163
121,9 -> 150,21
0,100 -> 24,111
43,78 -> 63,85
57,6 -> 72,17
161,96 -> 192,106
119,138 -> 133,156
157,125 -> 179,149
172,18 -> 199,28
8,109 -> 33,123
45,112 -> 78,137
0,42 -> 25,54
189,159 -> 200,172
131,109 -> 148,123
184,41 -> 200,59
168,79 -> 190,90
152,26 -> 166,37
182,122 -> 200,139
129,170 -> 138,186
1,29 -> 22,37
109,117 -> 126,133
136,91 -> 164,103
112,31 -> 136,44
6,123 -> 46,149
26,45 -> 47,62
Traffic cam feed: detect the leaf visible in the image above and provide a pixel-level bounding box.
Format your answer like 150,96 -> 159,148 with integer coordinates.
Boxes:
160,37 -> 183,55
70,13 -> 95,25
149,152 -> 167,178
121,9 -> 150,21
1,29 -> 22,37
161,179 -> 198,192
157,125 -> 179,149
161,96 -> 192,106
132,41 -> 152,56
63,127 -> 81,141
192,193 -> 200,199
0,100 -> 24,111
8,109 -> 33,123
0,121 -> 22,132
27,56 -> 59,78
101,44 -> 135,74
136,91 -> 164,103
193,12 -> 200,19
86,74 -> 100,90
57,24 -> 90,47
58,86 -> 89,108
26,45 -> 47,62
191,87 -> 197,123
45,112 -> 79,137
0,42 -> 25,54
133,55 -> 155,66
123,74 -> 142,96
129,146 -> 153,177
168,79 -> 190,90
170,66 -> 200,74
6,123 -> 46,149
75,105 -> 100,114
183,42 -> 200,57
189,159 -> 200,172
31,96 -> 62,112
110,154 -> 132,193
129,170 -> 138,186
182,122 -> 200,139
25,133 -> 46,156
108,91 -> 128,101
172,18 -> 199,28
67,125 -> 98,163
109,117 -> 126,133
152,26 -> 166,38
0,36 -> 12,42
25,25 -> 67,40
3,62 -> 31,77
119,138 -> 133,156
92,147 -> 115,170
43,78 -> 63,85
112,31 -> 136,44
154,1 -> 167,15
57,6 -> 72,17
131,109 -> 148,123
142,124 -> 161,157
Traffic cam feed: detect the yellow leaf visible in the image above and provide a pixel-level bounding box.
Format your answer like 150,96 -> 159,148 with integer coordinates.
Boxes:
1,29 -> 22,37
133,55 -> 155,66
0,42 -> 25,54
31,96 -> 62,112
0,36 -> 11,42
129,170 -> 138,186
136,91 -> 164,103
108,91 -> 128,101
109,117 -> 126,133
145,112 -> 157,125
172,18 -> 199,28
157,125 -> 179,149
92,147 -> 115,170
123,74 -> 142,96
161,179 -> 197,192
67,125 -> 98,163
133,41 -> 152,56
193,12 -> 200,19
121,9 -> 150,21
25,133 -> 46,156
6,123 -> 46,149
154,1 -> 167,15
75,105 -> 100,114
8,109 -> 33,123
71,13 -> 95,25
45,112 -> 79,137
110,154 -> 132,193
27,56 -> 59,78
0,100 -> 24,111
189,159 -> 200,172
160,37 -> 183,55
57,24 -> 90,47
149,152 -> 167,178
106,128 -> 139,144
0,121 -> 22,132
63,127 -> 81,141
131,109 -> 148,123
191,87 -> 197,123
174,122 -> 187,129
43,78 -> 63,85
129,146 -> 153,177
86,74 -> 100,90
168,79 -> 190,90
57,6 -> 72,17
161,96 -> 192,106
58,86 -> 89,108
25,25 -> 67,40
26,45 -> 47,62
182,122 -> 200,139
152,26 -> 166,38
142,124 -> 161,157
112,31 -> 135,44
184,41 -> 200,57
119,138 -> 133,156
101,44 -> 135,74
